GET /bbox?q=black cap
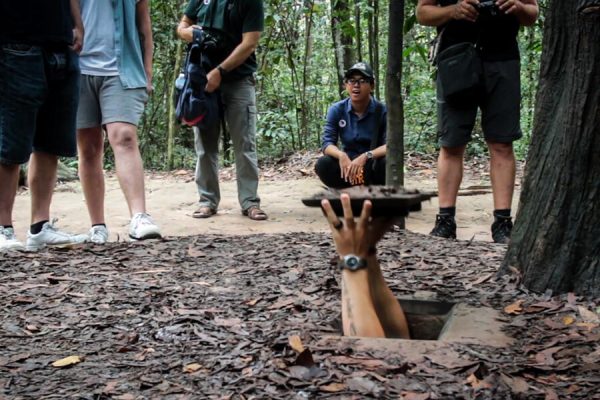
[344,62,374,80]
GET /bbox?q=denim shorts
[436,59,522,147]
[77,75,148,129]
[0,44,80,165]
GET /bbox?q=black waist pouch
[437,42,482,106]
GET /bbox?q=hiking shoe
[0,226,25,252]
[26,220,88,251]
[491,216,513,244]
[88,225,109,244]
[430,214,457,239]
[129,213,162,240]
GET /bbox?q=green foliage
[131,0,544,170]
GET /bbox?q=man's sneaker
[0,226,25,251]
[26,220,88,251]
[491,216,513,244]
[88,225,109,244]
[430,214,457,239]
[129,213,161,240]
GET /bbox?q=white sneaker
[0,226,25,252]
[26,220,88,251]
[129,213,161,240]
[88,225,109,244]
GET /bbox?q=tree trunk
[354,0,362,61]
[331,0,356,96]
[499,0,600,296]
[367,0,380,99]
[385,0,405,189]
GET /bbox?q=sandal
[192,206,217,219]
[242,206,268,221]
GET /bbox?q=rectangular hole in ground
[335,299,456,340]
[399,299,456,340]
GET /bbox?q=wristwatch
[365,151,374,160]
[217,64,228,77]
[338,254,368,271]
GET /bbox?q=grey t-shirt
[79,0,120,75]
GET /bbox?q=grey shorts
[77,75,148,129]
[436,59,522,147]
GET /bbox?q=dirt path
[12,169,519,243]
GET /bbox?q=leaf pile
[1,231,598,399]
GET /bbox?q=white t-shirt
[79,1,137,76]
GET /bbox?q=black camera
[477,0,500,17]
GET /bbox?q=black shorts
[436,59,522,147]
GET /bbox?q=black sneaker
[491,216,513,244]
[430,214,457,239]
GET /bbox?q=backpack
[175,28,219,129]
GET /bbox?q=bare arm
[497,0,539,26]
[136,0,154,93]
[205,31,261,93]
[176,15,200,43]
[70,0,83,53]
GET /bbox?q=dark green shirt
[0,0,73,46]
[184,0,264,81]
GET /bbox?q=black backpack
[175,29,219,129]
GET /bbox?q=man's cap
[344,62,374,80]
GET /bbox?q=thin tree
[331,0,356,96]
[499,0,600,296]
[385,0,405,189]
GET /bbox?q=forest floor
[11,152,518,242]
[3,153,600,399]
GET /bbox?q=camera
[477,0,500,17]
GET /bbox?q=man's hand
[496,0,523,15]
[71,26,84,53]
[452,0,479,22]
[205,68,222,93]
[322,194,395,258]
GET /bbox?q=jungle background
[130,0,546,171]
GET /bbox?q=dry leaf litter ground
[2,154,599,399]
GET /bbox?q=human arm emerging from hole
[321,194,410,338]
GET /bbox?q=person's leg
[105,122,146,216]
[193,121,221,212]
[366,157,386,186]
[481,60,522,243]
[77,127,106,224]
[220,78,261,211]
[488,140,516,210]
[28,151,57,224]
[437,145,466,208]
[315,155,353,188]
[0,164,20,226]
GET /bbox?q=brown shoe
[192,206,217,219]
[242,206,268,221]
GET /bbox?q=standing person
[316,62,387,188]
[416,0,538,243]
[177,0,268,221]
[76,0,161,243]
[0,0,89,251]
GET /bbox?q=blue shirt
[321,98,387,159]
[80,0,147,88]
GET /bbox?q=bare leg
[0,163,20,226]
[105,122,146,216]
[367,256,410,338]
[437,145,466,207]
[341,269,385,337]
[77,127,106,225]
[28,152,58,224]
[487,141,516,210]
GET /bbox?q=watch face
[341,254,366,271]
[346,256,359,269]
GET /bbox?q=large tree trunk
[385,0,405,189]
[499,0,600,296]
